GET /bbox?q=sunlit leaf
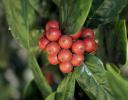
[3,0,38,49]
[45,92,56,100]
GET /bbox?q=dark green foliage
[23,80,43,100]
[96,20,127,65]
[59,0,93,34]
[88,0,128,27]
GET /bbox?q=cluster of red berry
[38,20,98,73]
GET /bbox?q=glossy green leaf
[106,64,128,100]
[96,20,127,65]
[75,54,116,100]
[59,0,93,34]
[3,0,52,98]
[55,73,75,100]
[88,0,128,26]
[23,80,43,100]
[45,92,56,100]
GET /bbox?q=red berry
[81,28,94,39]
[70,31,81,39]
[59,62,73,73]
[46,42,60,55]
[48,54,59,65]
[83,38,97,53]
[46,28,61,41]
[59,35,72,49]
[45,20,59,31]
[71,54,84,67]
[58,49,72,62]
[72,40,85,54]
[38,36,49,50]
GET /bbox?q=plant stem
[29,53,52,98]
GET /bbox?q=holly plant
[2,0,128,100]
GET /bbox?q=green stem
[29,53,52,98]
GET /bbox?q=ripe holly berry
[71,54,84,67]
[59,35,72,49]
[70,31,81,39]
[58,49,72,62]
[83,38,97,53]
[72,40,85,54]
[46,28,61,41]
[81,28,94,39]
[45,20,59,31]
[38,36,49,50]
[48,54,59,65]
[46,42,60,55]
[59,62,73,73]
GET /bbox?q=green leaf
[59,0,93,34]
[114,20,127,64]
[75,54,116,100]
[55,73,75,100]
[106,64,128,100]
[29,0,39,11]
[23,80,43,100]
[45,92,56,100]
[3,0,52,98]
[88,0,128,26]
[96,20,127,65]
[94,27,108,63]
[89,0,103,16]
[3,0,34,48]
